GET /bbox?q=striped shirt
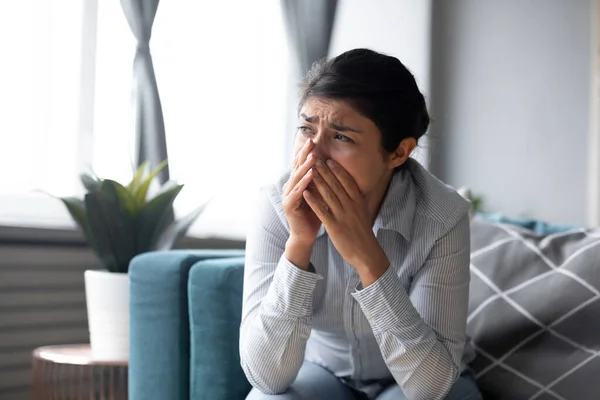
[240,158,472,400]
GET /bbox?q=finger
[306,182,329,211]
[312,168,342,212]
[306,184,325,205]
[285,168,314,205]
[303,189,332,223]
[285,153,315,196]
[314,159,346,206]
[293,139,314,170]
[325,159,362,202]
[284,154,315,196]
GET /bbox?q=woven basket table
[32,345,127,400]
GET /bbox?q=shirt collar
[316,163,416,241]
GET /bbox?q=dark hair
[299,48,429,154]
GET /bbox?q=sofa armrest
[129,250,244,400]
[188,257,251,400]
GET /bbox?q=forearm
[352,267,465,400]
[240,255,323,394]
[371,305,460,400]
[240,308,311,394]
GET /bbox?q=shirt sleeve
[352,214,471,400]
[239,187,323,394]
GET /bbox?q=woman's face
[294,97,400,199]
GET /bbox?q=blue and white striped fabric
[240,158,472,400]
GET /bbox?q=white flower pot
[84,270,129,361]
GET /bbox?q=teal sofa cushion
[129,250,244,400]
[478,213,579,235]
[188,257,251,400]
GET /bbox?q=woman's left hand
[304,158,390,285]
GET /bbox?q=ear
[386,137,417,170]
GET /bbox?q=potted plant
[55,161,204,361]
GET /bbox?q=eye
[297,125,314,135]
[334,132,353,143]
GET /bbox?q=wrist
[287,234,315,250]
[352,241,389,276]
[353,253,389,272]
[285,237,315,271]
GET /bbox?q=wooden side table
[32,345,127,400]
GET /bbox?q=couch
[128,250,248,400]
[129,218,600,400]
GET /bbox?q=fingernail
[326,159,335,168]
[316,158,323,166]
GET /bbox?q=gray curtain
[120,0,169,184]
[281,0,338,76]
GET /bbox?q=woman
[240,49,482,400]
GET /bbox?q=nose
[310,135,329,160]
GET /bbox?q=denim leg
[375,371,483,400]
[245,361,357,400]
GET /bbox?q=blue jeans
[246,362,482,400]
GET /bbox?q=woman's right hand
[282,140,321,266]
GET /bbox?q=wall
[429,0,592,225]
[0,242,94,400]
[330,0,431,94]
[329,0,432,166]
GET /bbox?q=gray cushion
[468,218,600,400]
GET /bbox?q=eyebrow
[300,113,361,133]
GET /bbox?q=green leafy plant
[55,161,206,273]
[471,196,485,213]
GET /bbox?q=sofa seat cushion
[188,256,251,400]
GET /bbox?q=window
[1,1,291,238]
[93,0,291,239]
[0,0,96,227]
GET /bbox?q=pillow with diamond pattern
[468,218,600,400]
